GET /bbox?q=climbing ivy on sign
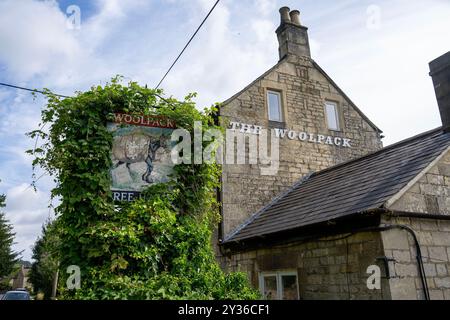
[27,77,258,299]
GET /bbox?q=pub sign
[108,113,176,201]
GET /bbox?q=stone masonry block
[435,277,450,289]
[423,263,437,277]
[426,174,445,185]
[429,290,445,300]
[428,247,448,262]
[382,229,410,250]
[393,250,412,263]
[431,232,450,246]
[438,163,450,176]
[444,289,450,300]
[437,264,448,277]
[389,278,417,300]
[395,263,419,277]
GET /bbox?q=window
[262,275,278,300]
[267,90,282,122]
[259,271,299,300]
[325,101,340,131]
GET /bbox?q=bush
[28,78,259,300]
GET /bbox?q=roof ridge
[224,127,450,244]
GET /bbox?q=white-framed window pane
[281,275,298,300]
[262,275,277,300]
[268,91,282,122]
[325,102,340,130]
[260,271,299,300]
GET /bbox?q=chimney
[429,51,450,133]
[276,7,311,60]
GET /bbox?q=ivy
[28,76,258,299]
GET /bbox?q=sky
[0,0,449,261]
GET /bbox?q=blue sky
[0,0,449,260]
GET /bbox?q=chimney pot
[289,10,301,25]
[429,51,450,133]
[279,6,291,24]
[276,7,310,60]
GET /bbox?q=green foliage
[28,77,258,300]
[0,183,20,279]
[29,219,60,298]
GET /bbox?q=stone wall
[222,144,450,300]
[220,55,383,237]
[381,217,450,300]
[388,149,450,214]
[223,231,387,300]
[382,149,450,300]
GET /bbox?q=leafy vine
[27,77,258,299]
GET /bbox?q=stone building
[11,265,31,290]
[216,7,450,300]
[219,7,383,239]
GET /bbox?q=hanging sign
[108,113,176,202]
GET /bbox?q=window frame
[324,101,341,131]
[259,271,299,300]
[267,90,283,122]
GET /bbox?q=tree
[0,183,20,279]
[29,219,60,298]
[27,78,258,299]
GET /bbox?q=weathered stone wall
[381,217,450,300]
[382,149,450,300]
[388,149,450,214]
[223,231,387,300]
[220,55,383,237]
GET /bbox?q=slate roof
[223,128,450,243]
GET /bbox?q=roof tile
[224,128,450,243]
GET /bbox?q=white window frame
[325,101,340,131]
[259,271,299,300]
[267,90,283,122]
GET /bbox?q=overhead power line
[154,0,221,90]
[0,82,70,98]
[1,2,221,102]
[0,82,184,107]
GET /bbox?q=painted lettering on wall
[229,121,352,148]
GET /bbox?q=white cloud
[4,184,54,260]
[311,0,450,144]
[0,0,450,260]
[0,0,82,80]
[251,19,276,42]
[160,0,278,108]
[255,0,277,17]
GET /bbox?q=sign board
[108,113,176,201]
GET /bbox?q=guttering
[222,208,433,300]
[221,212,380,251]
[385,210,450,220]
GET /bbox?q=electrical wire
[24,172,47,192]
[0,80,184,190]
[154,0,220,89]
[0,3,223,103]
[0,82,185,108]
[0,82,70,98]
